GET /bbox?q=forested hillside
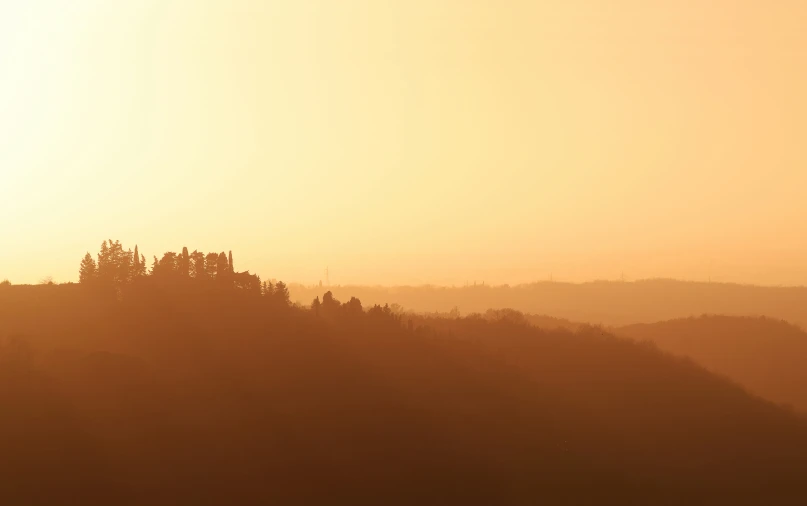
[2,280,807,505]
[617,315,807,413]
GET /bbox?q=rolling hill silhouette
[289,279,807,327]
[616,315,807,413]
[2,281,807,505]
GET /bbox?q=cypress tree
[133,245,141,276]
[181,247,190,277]
[79,253,97,284]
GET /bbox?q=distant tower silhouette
[325,266,330,286]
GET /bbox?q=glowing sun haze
[1,0,806,286]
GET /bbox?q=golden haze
[2,0,806,285]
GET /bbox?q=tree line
[75,241,418,320]
[78,240,290,304]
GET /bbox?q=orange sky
[1,1,806,286]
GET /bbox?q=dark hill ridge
[1,283,807,505]
[289,279,807,327]
[616,315,807,413]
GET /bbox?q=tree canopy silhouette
[78,240,271,299]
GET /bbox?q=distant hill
[2,283,807,504]
[616,315,807,413]
[290,279,807,327]
[399,307,583,333]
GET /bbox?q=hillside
[617,315,807,413]
[1,283,807,505]
[289,279,807,327]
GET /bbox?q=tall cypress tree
[79,253,97,284]
[132,245,141,278]
[181,247,190,277]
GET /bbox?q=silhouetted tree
[180,247,190,277]
[132,246,142,279]
[130,245,147,279]
[93,240,132,287]
[120,248,133,283]
[153,252,179,277]
[320,290,342,318]
[273,281,290,306]
[322,291,338,308]
[190,250,206,279]
[79,253,98,284]
[205,253,218,279]
[344,296,363,315]
[311,296,321,316]
[97,240,111,282]
[217,253,228,280]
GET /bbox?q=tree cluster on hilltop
[74,240,425,318]
[79,240,146,286]
[78,240,284,300]
[310,290,403,325]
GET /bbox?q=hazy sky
[2,1,806,286]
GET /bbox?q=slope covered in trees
[1,278,807,505]
[616,315,807,413]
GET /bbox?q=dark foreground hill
[289,279,807,327]
[617,315,807,413]
[2,283,807,505]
